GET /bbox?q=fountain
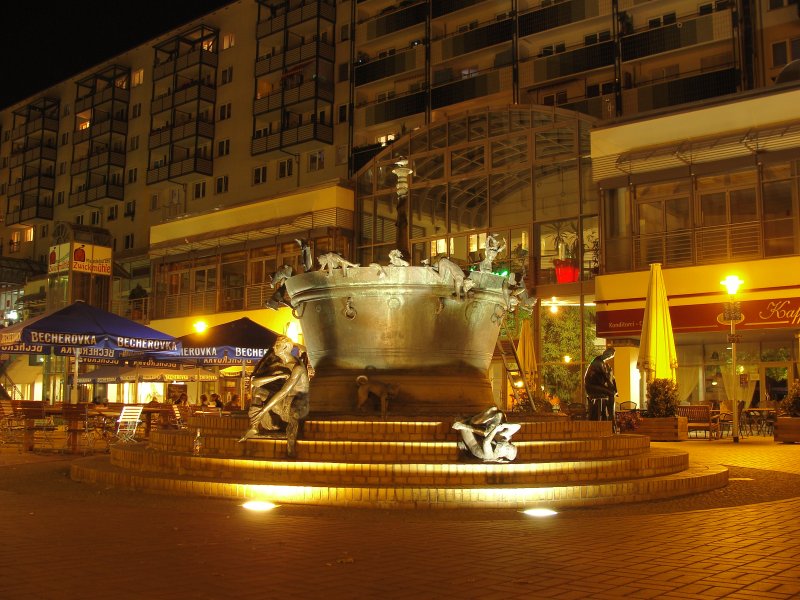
[70,158,729,508]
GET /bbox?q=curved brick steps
[106,444,688,486]
[147,429,652,462]
[70,415,729,508]
[70,456,728,509]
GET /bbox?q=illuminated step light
[523,507,558,517]
[242,500,278,512]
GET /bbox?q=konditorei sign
[48,243,112,276]
[597,297,800,337]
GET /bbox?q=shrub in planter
[780,380,800,417]
[644,378,679,418]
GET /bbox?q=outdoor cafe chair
[0,399,24,447]
[115,405,144,443]
[171,404,188,429]
[619,401,637,411]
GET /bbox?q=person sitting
[199,394,209,408]
[174,392,188,406]
[210,393,223,408]
[224,394,241,411]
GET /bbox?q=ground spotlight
[242,500,278,512]
[523,507,558,517]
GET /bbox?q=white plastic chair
[115,405,144,443]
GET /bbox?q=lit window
[222,33,235,49]
[132,69,144,87]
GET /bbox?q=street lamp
[720,275,743,443]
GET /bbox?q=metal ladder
[496,316,535,412]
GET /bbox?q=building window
[91,210,101,225]
[308,150,324,172]
[132,68,144,87]
[61,132,69,146]
[221,66,233,85]
[217,139,230,156]
[129,135,139,151]
[59,162,67,175]
[340,24,349,41]
[215,175,229,194]
[253,165,267,185]
[194,181,206,199]
[63,104,71,117]
[278,158,294,179]
[150,194,159,210]
[127,168,138,183]
[124,233,134,249]
[338,63,349,82]
[108,205,118,221]
[124,200,136,218]
[57,191,65,205]
[41,224,49,238]
[338,104,348,124]
[222,33,235,49]
[75,215,84,225]
[218,103,232,121]
[131,103,142,119]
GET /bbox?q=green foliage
[617,410,642,432]
[781,380,800,417]
[645,378,679,418]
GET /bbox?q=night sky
[0,0,233,109]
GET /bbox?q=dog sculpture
[356,374,399,419]
[318,252,360,277]
[427,257,474,300]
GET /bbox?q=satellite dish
[775,59,800,84]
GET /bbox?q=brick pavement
[0,436,799,599]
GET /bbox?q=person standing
[584,347,618,431]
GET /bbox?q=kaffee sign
[597,297,800,337]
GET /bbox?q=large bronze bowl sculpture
[285,265,511,416]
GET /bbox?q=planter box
[636,416,688,441]
[774,417,800,443]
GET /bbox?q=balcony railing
[253,79,334,115]
[431,65,512,109]
[622,66,737,113]
[523,39,615,84]
[256,0,335,38]
[359,1,427,42]
[5,200,54,225]
[354,45,424,87]
[251,122,333,154]
[256,41,335,77]
[68,182,125,207]
[358,90,426,127]
[433,17,514,62]
[621,10,733,62]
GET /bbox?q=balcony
[432,0,491,19]
[256,0,335,38]
[72,118,128,144]
[621,11,733,62]
[359,1,427,42]
[153,47,218,81]
[356,90,426,128]
[74,86,130,113]
[5,198,54,225]
[521,40,615,85]
[70,151,126,176]
[146,157,213,184]
[562,93,616,120]
[431,65,512,109]
[8,145,57,169]
[622,66,737,113]
[12,116,59,139]
[433,17,513,62]
[519,0,594,38]
[256,40,335,77]
[148,119,215,149]
[151,82,216,113]
[354,45,424,87]
[251,122,333,155]
[68,182,125,207]
[253,79,334,116]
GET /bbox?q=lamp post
[721,275,743,443]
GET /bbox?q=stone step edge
[70,458,728,509]
[108,446,690,483]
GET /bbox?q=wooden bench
[677,404,720,439]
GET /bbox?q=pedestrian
[584,347,618,430]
